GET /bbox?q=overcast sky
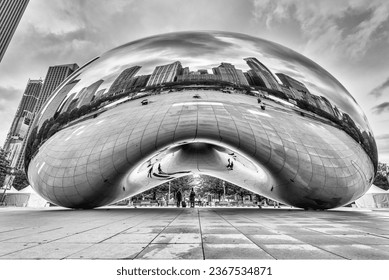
[1,0,389,162]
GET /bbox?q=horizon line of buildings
[3,63,79,172]
[3,56,344,174]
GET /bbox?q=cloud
[0,86,23,146]
[369,76,389,97]
[0,86,22,111]
[251,0,389,61]
[376,133,389,140]
[372,102,389,114]
[376,133,389,163]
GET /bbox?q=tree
[46,123,60,139]
[374,162,389,190]
[12,170,29,191]
[194,175,255,201]
[135,175,194,201]
[0,148,10,187]
[55,112,70,126]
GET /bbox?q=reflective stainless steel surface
[25,31,377,209]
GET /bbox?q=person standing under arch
[176,189,182,207]
[189,188,196,208]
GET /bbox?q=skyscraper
[34,63,79,115]
[15,63,78,170]
[0,0,29,62]
[3,79,42,168]
[244,57,282,91]
[3,79,43,150]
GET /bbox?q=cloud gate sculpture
[25,31,377,209]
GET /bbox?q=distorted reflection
[25,31,377,209]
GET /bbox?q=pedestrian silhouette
[190,188,196,208]
[176,189,182,207]
[147,166,153,178]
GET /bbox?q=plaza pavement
[0,206,389,259]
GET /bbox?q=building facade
[0,0,29,62]
[3,79,42,169]
[108,66,141,95]
[244,57,282,91]
[14,63,78,170]
[146,61,182,87]
[34,64,79,114]
[212,63,249,86]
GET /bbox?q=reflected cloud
[24,31,378,209]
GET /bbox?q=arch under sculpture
[25,31,377,209]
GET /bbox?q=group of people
[175,188,196,208]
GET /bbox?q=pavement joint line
[197,208,205,260]
[37,227,64,234]
[0,209,150,258]
[216,209,349,260]
[210,208,276,260]
[0,227,29,234]
[131,209,184,260]
[62,211,166,260]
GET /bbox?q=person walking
[176,189,182,207]
[189,188,196,208]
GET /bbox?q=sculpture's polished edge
[25,31,377,209]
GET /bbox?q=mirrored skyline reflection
[25,31,378,209]
[35,32,377,165]
[41,31,370,128]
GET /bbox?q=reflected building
[244,70,267,88]
[108,66,141,95]
[244,57,282,91]
[147,61,182,87]
[34,64,79,114]
[276,73,310,100]
[23,31,377,210]
[212,63,249,86]
[177,68,221,83]
[55,79,81,114]
[94,88,107,101]
[77,79,104,107]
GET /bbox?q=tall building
[34,63,79,115]
[0,0,29,62]
[244,57,282,91]
[212,63,248,86]
[3,79,42,170]
[3,79,43,150]
[15,63,78,170]
[108,66,141,95]
[146,61,182,87]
